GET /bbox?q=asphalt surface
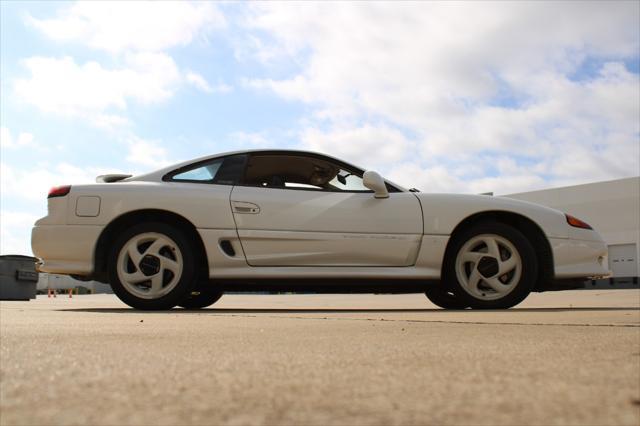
[1,291,639,426]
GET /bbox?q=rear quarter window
[165,154,247,185]
[172,161,223,182]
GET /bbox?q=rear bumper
[550,236,610,279]
[31,224,103,275]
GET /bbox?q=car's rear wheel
[108,222,197,310]
[443,222,537,309]
[179,286,223,309]
[425,287,468,309]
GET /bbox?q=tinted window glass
[167,155,246,185]
[172,159,223,182]
[243,154,373,192]
[214,154,247,185]
[328,170,370,191]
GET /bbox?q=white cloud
[229,131,272,148]
[302,125,412,170]
[90,114,131,130]
[0,161,121,202]
[0,127,35,149]
[0,210,41,256]
[186,71,213,93]
[385,160,548,195]
[186,71,233,94]
[125,136,173,169]
[16,2,229,128]
[27,1,226,54]
[242,2,640,193]
[14,53,181,126]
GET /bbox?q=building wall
[506,177,640,279]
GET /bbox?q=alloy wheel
[454,234,522,301]
[116,232,184,300]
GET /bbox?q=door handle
[232,201,260,214]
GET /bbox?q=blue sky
[1,1,639,255]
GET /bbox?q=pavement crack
[216,314,640,328]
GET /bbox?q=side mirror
[363,171,389,199]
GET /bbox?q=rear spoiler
[96,174,132,183]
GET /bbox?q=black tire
[443,222,537,309]
[425,286,468,309]
[108,222,198,310]
[179,286,223,309]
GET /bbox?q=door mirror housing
[363,171,389,199]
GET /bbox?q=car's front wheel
[443,222,537,309]
[108,222,197,310]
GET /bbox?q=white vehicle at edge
[32,150,609,310]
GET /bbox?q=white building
[37,273,112,293]
[507,177,639,283]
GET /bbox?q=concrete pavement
[1,291,639,425]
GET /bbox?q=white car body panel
[64,182,236,229]
[31,224,101,274]
[196,230,447,279]
[549,237,609,278]
[236,230,422,267]
[31,149,610,286]
[230,186,422,266]
[416,193,569,238]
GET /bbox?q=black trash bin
[0,255,39,300]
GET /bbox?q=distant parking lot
[1,291,639,426]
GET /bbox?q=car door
[230,153,423,267]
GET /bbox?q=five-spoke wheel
[109,223,197,310]
[455,234,522,301]
[117,232,184,300]
[443,222,537,309]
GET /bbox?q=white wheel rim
[455,234,522,301]
[116,232,183,300]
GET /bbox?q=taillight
[566,214,592,230]
[48,185,71,198]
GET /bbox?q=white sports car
[32,150,608,310]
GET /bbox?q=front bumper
[31,224,103,275]
[550,236,610,279]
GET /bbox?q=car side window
[167,154,247,185]
[172,159,223,182]
[243,154,373,193]
[172,160,222,181]
[327,169,370,192]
